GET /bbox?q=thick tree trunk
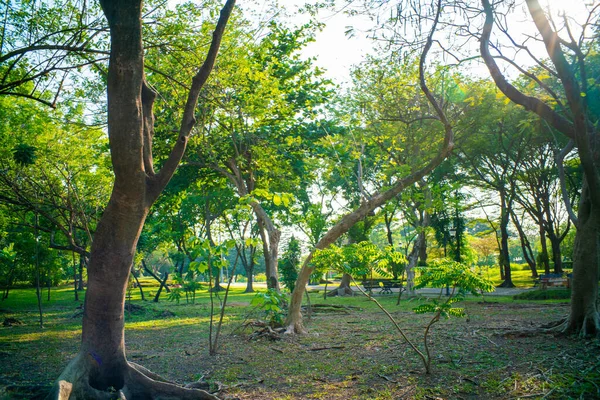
[245,273,254,293]
[47,0,235,396]
[561,184,600,336]
[81,193,148,390]
[327,273,353,297]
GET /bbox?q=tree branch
[149,0,236,201]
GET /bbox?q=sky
[246,0,598,86]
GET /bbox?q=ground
[0,279,598,399]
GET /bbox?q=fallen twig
[307,345,345,351]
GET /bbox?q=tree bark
[256,213,281,291]
[547,231,564,274]
[497,190,514,287]
[562,182,599,336]
[142,260,170,293]
[510,210,538,277]
[78,255,85,291]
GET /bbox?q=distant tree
[280,237,301,293]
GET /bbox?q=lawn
[0,280,598,400]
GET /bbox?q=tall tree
[286,1,455,334]
[47,1,235,398]
[190,22,332,291]
[480,0,600,336]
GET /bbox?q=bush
[280,237,300,293]
[513,289,571,300]
[254,273,267,282]
[511,263,531,271]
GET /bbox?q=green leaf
[273,194,282,206]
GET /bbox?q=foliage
[312,242,406,281]
[513,289,571,301]
[280,237,301,292]
[251,288,287,327]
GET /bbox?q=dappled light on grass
[4,327,80,343]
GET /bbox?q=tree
[280,237,301,293]
[457,86,534,287]
[285,0,455,334]
[480,0,600,336]
[189,22,332,291]
[47,1,236,398]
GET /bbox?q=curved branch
[479,0,576,139]
[555,140,579,226]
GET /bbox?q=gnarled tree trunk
[561,183,599,336]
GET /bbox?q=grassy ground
[1,279,598,400]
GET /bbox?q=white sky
[246,0,598,86]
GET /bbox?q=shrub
[513,289,571,300]
[280,237,300,293]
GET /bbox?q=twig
[307,345,345,351]
[378,373,399,383]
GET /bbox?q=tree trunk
[406,231,426,296]
[78,255,85,291]
[498,191,514,288]
[538,224,550,275]
[142,260,171,293]
[547,233,563,274]
[284,7,454,334]
[153,272,169,303]
[245,273,254,293]
[256,213,280,291]
[47,0,234,397]
[511,210,538,277]
[132,266,145,301]
[327,273,353,297]
[561,183,600,336]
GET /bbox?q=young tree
[47,1,236,398]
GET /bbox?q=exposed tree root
[46,353,223,400]
[284,320,307,335]
[301,304,361,314]
[244,321,286,340]
[543,312,600,338]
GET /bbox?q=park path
[306,284,532,297]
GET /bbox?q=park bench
[536,273,570,289]
[361,279,400,295]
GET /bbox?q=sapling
[188,238,236,355]
[328,247,494,374]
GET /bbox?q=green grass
[1,281,597,400]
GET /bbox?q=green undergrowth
[513,289,571,300]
